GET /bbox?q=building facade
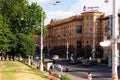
[43,11,105,58]
[101,13,120,66]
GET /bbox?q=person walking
[88,72,92,80]
[65,66,69,75]
[61,65,63,72]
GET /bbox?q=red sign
[83,5,86,12]
[83,6,99,12]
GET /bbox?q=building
[32,10,120,61]
[100,14,120,62]
[43,11,105,58]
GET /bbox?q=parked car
[82,60,91,66]
[82,59,97,66]
[101,59,108,64]
[101,57,108,64]
[91,60,97,65]
[69,59,78,65]
[52,55,59,60]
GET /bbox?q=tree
[27,2,47,35]
[0,0,47,60]
[0,0,46,34]
[15,33,35,57]
[0,13,13,60]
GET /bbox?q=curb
[44,72,60,80]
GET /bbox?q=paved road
[55,59,120,80]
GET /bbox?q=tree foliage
[16,33,35,57]
[0,13,12,52]
[0,0,47,59]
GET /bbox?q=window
[89,22,93,26]
[96,22,100,26]
[90,16,93,20]
[86,22,89,26]
[86,40,89,43]
[96,28,100,32]
[89,28,93,32]
[86,16,89,20]
[77,41,82,48]
[76,25,82,33]
[86,34,92,37]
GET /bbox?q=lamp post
[88,29,96,59]
[40,10,44,71]
[40,1,61,71]
[102,0,119,80]
[92,27,96,59]
[62,35,69,60]
[66,41,69,60]
[57,34,69,60]
[111,0,119,79]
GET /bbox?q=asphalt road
[55,59,120,80]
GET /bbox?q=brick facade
[34,11,120,59]
[43,11,105,58]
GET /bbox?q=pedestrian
[61,65,63,72]
[58,64,61,71]
[88,72,92,80]
[65,66,69,75]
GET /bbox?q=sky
[28,0,120,25]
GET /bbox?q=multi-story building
[43,11,105,58]
[101,13,120,66]
[33,10,120,60]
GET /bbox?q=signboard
[83,5,99,12]
[100,40,111,47]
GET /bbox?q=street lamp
[92,30,96,59]
[62,35,69,60]
[57,34,69,60]
[111,0,119,79]
[66,41,69,60]
[40,10,44,71]
[87,29,96,59]
[40,1,61,71]
[101,0,119,80]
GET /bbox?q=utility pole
[66,41,69,60]
[111,0,119,79]
[40,1,61,71]
[104,0,119,80]
[40,10,43,71]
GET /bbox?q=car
[82,59,97,66]
[101,57,108,64]
[91,60,97,65]
[69,59,78,65]
[52,55,59,60]
[82,60,91,66]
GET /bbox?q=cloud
[45,0,113,24]
[30,0,120,25]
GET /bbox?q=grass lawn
[0,61,48,80]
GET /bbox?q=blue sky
[28,0,120,24]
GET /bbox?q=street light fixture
[61,35,69,60]
[101,0,119,80]
[56,34,69,60]
[40,1,60,71]
[40,10,44,71]
[111,0,119,79]
[92,30,96,59]
[66,40,69,60]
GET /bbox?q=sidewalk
[54,71,87,80]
